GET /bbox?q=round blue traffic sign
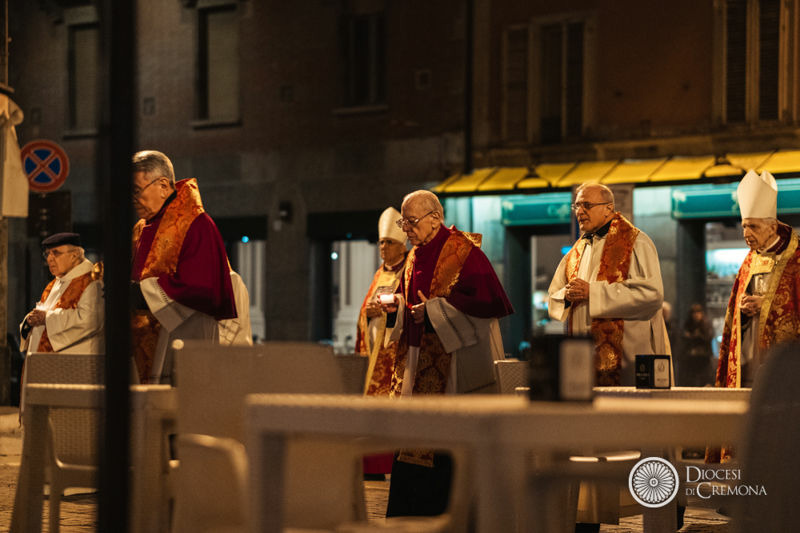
[21,140,70,193]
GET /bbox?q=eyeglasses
[396,211,435,229]
[42,248,71,260]
[133,176,164,199]
[571,201,611,212]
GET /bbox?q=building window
[718,0,795,123]
[197,4,240,123]
[341,12,386,107]
[501,15,593,145]
[68,23,99,132]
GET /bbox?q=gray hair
[132,150,176,187]
[402,190,444,218]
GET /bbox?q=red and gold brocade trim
[563,213,639,386]
[36,271,98,352]
[131,178,204,383]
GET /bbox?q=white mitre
[378,207,407,244]
[737,169,777,219]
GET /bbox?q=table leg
[11,404,48,533]
[248,433,287,533]
[473,443,526,533]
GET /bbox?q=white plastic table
[10,383,177,533]
[244,394,748,533]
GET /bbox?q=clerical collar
[147,190,178,223]
[582,219,612,240]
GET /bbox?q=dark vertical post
[463,0,474,175]
[675,220,706,386]
[96,1,135,531]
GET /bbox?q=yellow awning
[477,167,528,191]
[433,151,800,195]
[602,158,668,184]
[556,161,618,188]
[759,150,800,174]
[438,167,497,193]
[516,163,574,190]
[649,156,715,182]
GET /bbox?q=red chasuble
[391,225,513,396]
[131,178,236,382]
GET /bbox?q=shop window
[341,11,386,108]
[67,23,99,133]
[196,3,240,124]
[718,0,794,123]
[501,15,593,145]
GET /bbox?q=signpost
[21,139,70,193]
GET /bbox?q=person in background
[20,232,103,355]
[680,303,714,387]
[381,190,513,517]
[130,150,236,384]
[354,206,409,480]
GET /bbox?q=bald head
[573,183,616,234]
[400,190,444,246]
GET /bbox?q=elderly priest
[21,232,104,355]
[130,150,236,384]
[716,170,800,389]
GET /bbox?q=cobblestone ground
[0,418,730,532]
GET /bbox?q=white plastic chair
[493,359,529,394]
[171,341,366,533]
[22,352,103,533]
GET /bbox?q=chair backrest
[23,353,104,470]
[175,340,347,440]
[24,352,104,385]
[173,340,360,532]
[733,341,800,532]
[494,359,529,395]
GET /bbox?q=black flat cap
[42,232,81,248]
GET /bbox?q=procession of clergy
[17,148,800,522]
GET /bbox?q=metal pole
[96,0,135,531]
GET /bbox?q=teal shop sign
[672,178,800,219]
[501,193,572,226]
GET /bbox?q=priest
[381,189,513,517]
[716,170,800,389]
[21,232,104,355]
[355,206,408,396]
[130,150,236,384]
[354,206,408,479]
[547,183,670,386]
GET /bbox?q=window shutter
[726,0,748,123]
[565,22,584,138]
[758,0,780,120]
[503,27,530,142]
[539,24,563,144]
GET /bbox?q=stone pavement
[0,405,730,532]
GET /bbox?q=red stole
[36,271,98,352]
[131,178,204,383]
[563,213,639,386]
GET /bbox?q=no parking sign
[20,139,70,193]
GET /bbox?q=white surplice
[140,276,220,384]
[547,231,671,384]
[388,295,505,395]
[20,259,104,354]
